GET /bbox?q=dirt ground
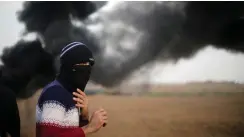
[88,95,244,137]
[17,89,244,137]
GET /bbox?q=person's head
[58,42,95,91]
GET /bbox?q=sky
[0,1,244,84]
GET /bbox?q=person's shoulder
[38,81,74,110]
[40,81,70,102]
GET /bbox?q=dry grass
[88,95,244,137]
[17,83,244,137]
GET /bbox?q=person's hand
[82,108,108,134]
[73,88,89,119]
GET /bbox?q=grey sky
[0,1,244,84]
[0,2,24,48]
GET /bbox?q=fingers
[97,108,107,115]
[97,109,108,119]
[73,92,85,99]
[103,116,108,120]
[73,93,84,102]
[73,97,85,108]
[76,103,85,108]
[98,108,105,112]
[101,111,107,117]
[73,97,84,104]
[73,89,88,106]
[99,113,108,127]
[77,88,86,96]
[89,109,108,129]
[73,88,86,99]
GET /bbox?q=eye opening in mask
[74,58,95,66]
[72,63,92,72]
[75,62,90,66]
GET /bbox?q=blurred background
[0,1,244,137]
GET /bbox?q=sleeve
[36,126,85,137]
[6,96,20,137]
[79,116,89,127]
[0,86,20,137]
[36,86,86,137]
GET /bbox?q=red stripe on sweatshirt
[36,124,85,137]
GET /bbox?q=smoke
[0,1,100,99]
[93,1,107,9]
[0,40,55,98]
[85,2,187,86]
[18,1,96,34]
[85,1,244,86]
[1,1,244,98]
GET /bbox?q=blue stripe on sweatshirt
[37,80,76,111]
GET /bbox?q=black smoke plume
[84,1,244,86]
[0,1,102,98]
[2,1,244,98]
[18,1,96,34]
[0,40,55,98]
[18,1,244,86]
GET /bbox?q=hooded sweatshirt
[36,42,94,137]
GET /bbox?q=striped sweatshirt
[36,80,87,137]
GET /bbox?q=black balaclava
[57,42,95,92]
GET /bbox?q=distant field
[17,83,244,137]
[105,82,244,95]
[145,91,244,97]
[150,82,244,93]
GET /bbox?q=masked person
[36,42,108,137]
